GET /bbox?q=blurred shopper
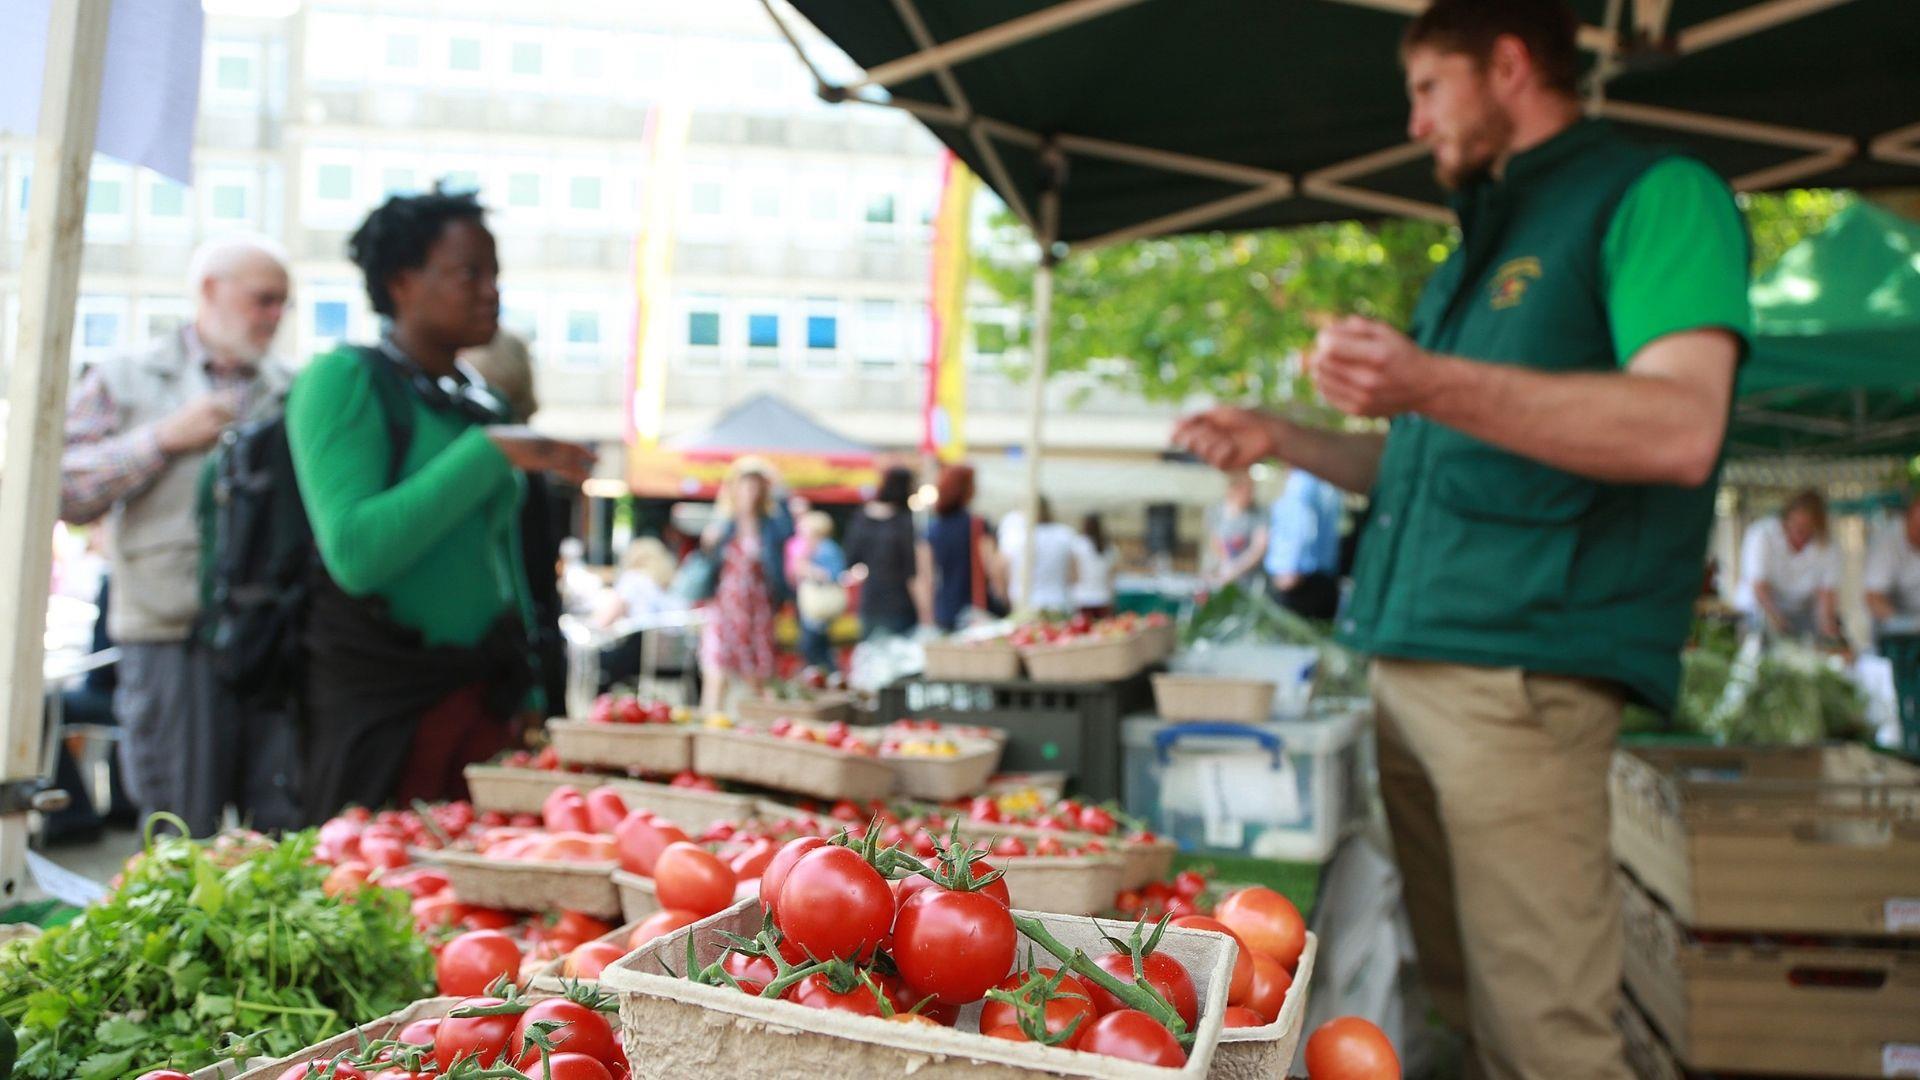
[844,466,932,638]
[1736,488,1841,639]
[925,464,1002,631]
[59,233,298,837]
[288,190,593,819]
[698,458,791,711]
[1264,468,1344,620]
[1866,495,1920,633]
[999,496,1078,614]
[1204,471,1269,593]
[1070,513,1117,618]
[460,328,570,713]
[789,511,849,670]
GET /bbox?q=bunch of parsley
[0,824,433,1080]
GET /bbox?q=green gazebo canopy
[1731,203,1920,458]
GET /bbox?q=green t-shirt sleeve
[1601,157,1752,367]
[287,348,516,596]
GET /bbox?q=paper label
[1201,760,1245,849]
[1887,899,1920,933]
[1883,1043,1920,1077]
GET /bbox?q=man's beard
[1434,103,1514,191]
[199,315,271,365]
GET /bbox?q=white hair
[186,233,290,298]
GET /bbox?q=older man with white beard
[60,234,298,837]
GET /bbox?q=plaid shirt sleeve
[59,367,169,525]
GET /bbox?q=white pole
[1018,176,1063,614]
[0,0,112,902]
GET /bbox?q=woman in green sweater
[286,190,593,820]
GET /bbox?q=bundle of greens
[1624,622,1871,745]
[1178,583,1369,701]
[0,822,433,1080]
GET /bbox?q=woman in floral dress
[699,459,790,712]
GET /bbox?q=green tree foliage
[974,189,1851,408]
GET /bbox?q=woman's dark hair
[347,187,487,317]
[934,464,976,516]
[1082,513,1107,554]
[875,466,915,510]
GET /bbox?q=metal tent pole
[1018,154,1065,612]
[0,0,112,903]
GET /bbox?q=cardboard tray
[885,736,1006,801]
[426,848,623,920]
[187,997,470,1080]
[463,763,583,814]
[1021,636,1144,684]
[1210,932,1318,1080]
[693,728,897,801]
[1610,744,1920,936]
[1621,868,1920,1079]
[1151,675,1276,726]
[924,638,1025,682]
[996,852,1130,916]
[607,776,762,834]
[549,718,695,774]
[601,898,1235,1079]
[954,818,1178,893]
[734,693,855,727]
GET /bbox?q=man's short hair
[186,233,289,297]
[1402,0,1583,97]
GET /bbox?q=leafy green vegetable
[1624,619,1871,745]
[0,822,433,1080]
[1179,583,1368,701]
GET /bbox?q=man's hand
[486,427,597,486]
[1309,316,1439,419]
[154,393,239,455]
[1171,407,1282,472]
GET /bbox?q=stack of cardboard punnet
[1610,744,1920,1080]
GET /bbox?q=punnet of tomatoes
[758,717,879,756]
[267,979,632,1080]
[631,821,1237,1070]
[587,692,686,726]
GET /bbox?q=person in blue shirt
[1263,469,1343,619]
[788,510,848,672]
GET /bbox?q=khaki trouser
[1371,658,1631,1080]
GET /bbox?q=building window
[808,188,838,222]
[806,314,837,350]
[747,313,779,349]
[216,54,254,92]
[568,177,603,211]
[690,182,723,216]
[501,305,540,344]
[382,168,416,197]
[508,172,542,208]
[82,311,119,349]
[316,163,353,201]
[512,42,543,76]
[750,187,780,218]
[211,183,249,221]
[386,34,421,68]
[687,310,720,347]
[573,47,603,80]
[86,178,123,215]
[441,169,480,193]
[147,178,186,218]
[859,299,900,369]
[567,310,601,346]
[313,300,350,340]
[449,37,482,72]
[864,193,895,225]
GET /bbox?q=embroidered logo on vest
[1489,256,1542,310]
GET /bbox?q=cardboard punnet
[463,763,581,814]
[427,848,622,919]
[1610,744,1920,936]
[600,898,1235,1079]
[884,735,1006,801]
[924,638,1026,682]
[733,692,855,727]
[186,997,473,1080]
[1022,635,1145,684]
[548,718,695,774]
[1150,675,1277,726]
[1210,931,1318,1080]
[692,727,896,801]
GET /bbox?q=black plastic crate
[877,673,1156,802]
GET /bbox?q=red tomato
[1087,951,1198,1029]
[437,929,521,997]
[278,1061,368,1080]
[1114,889,1143,915]
[1223,1006,1270,1029]
[892,887,1018,1005]
[460,908,518,932]
[991,836,1028,858]
[1215,886,1307,971]
[729,836,778,881]
[1033,835,1066,857]
[1172,870,1207,899]
[555,910,615,942]
[614,811,690,877]
[983,1024,1032,1043]
[394,1017,441,1047]
[759,836,828,921]
[435,997,519,1069]
[1243,951,1294,1023]
[1076,806,1117,836]
[564,941,628,980]
[977,969,1097,1046]
[628,908,703,949]
[367,1070,432,1080]
[1077,1010,1186,1067]
[785,972,886,1017]
[322,862,372,898]
[515,1052,616,1080]
[721,950,779,986]
[1304,1017,1401,1080]
[1172,915,1252,1006]
[510,998,620,1065]
[359,832,410,870]
[966,796,1002,823]
[1165,896,1199,919]
[775,845,892,963]
[654,842,738,916]
[134,1073,193,1080]
[380,866,451,899]
[894,860,1011,912]
[543,786,592,833]
[585,787,630,834]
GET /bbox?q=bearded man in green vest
[1176,1,1749,1076]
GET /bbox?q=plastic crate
[876,672,1155,803]
[1122,705,1368,863]
[1881,632,1920,755]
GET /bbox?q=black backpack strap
[348,346,417,485]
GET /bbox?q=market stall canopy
[626,392,882,503]
[774,0,1920,248]
[1731,202,1920,458]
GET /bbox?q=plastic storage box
[1122,705,1369,863]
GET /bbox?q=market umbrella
[627,391,883,504]
[767,0,1920,594]
[1732,202,1920,458]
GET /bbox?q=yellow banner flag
[921,153,978,462]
